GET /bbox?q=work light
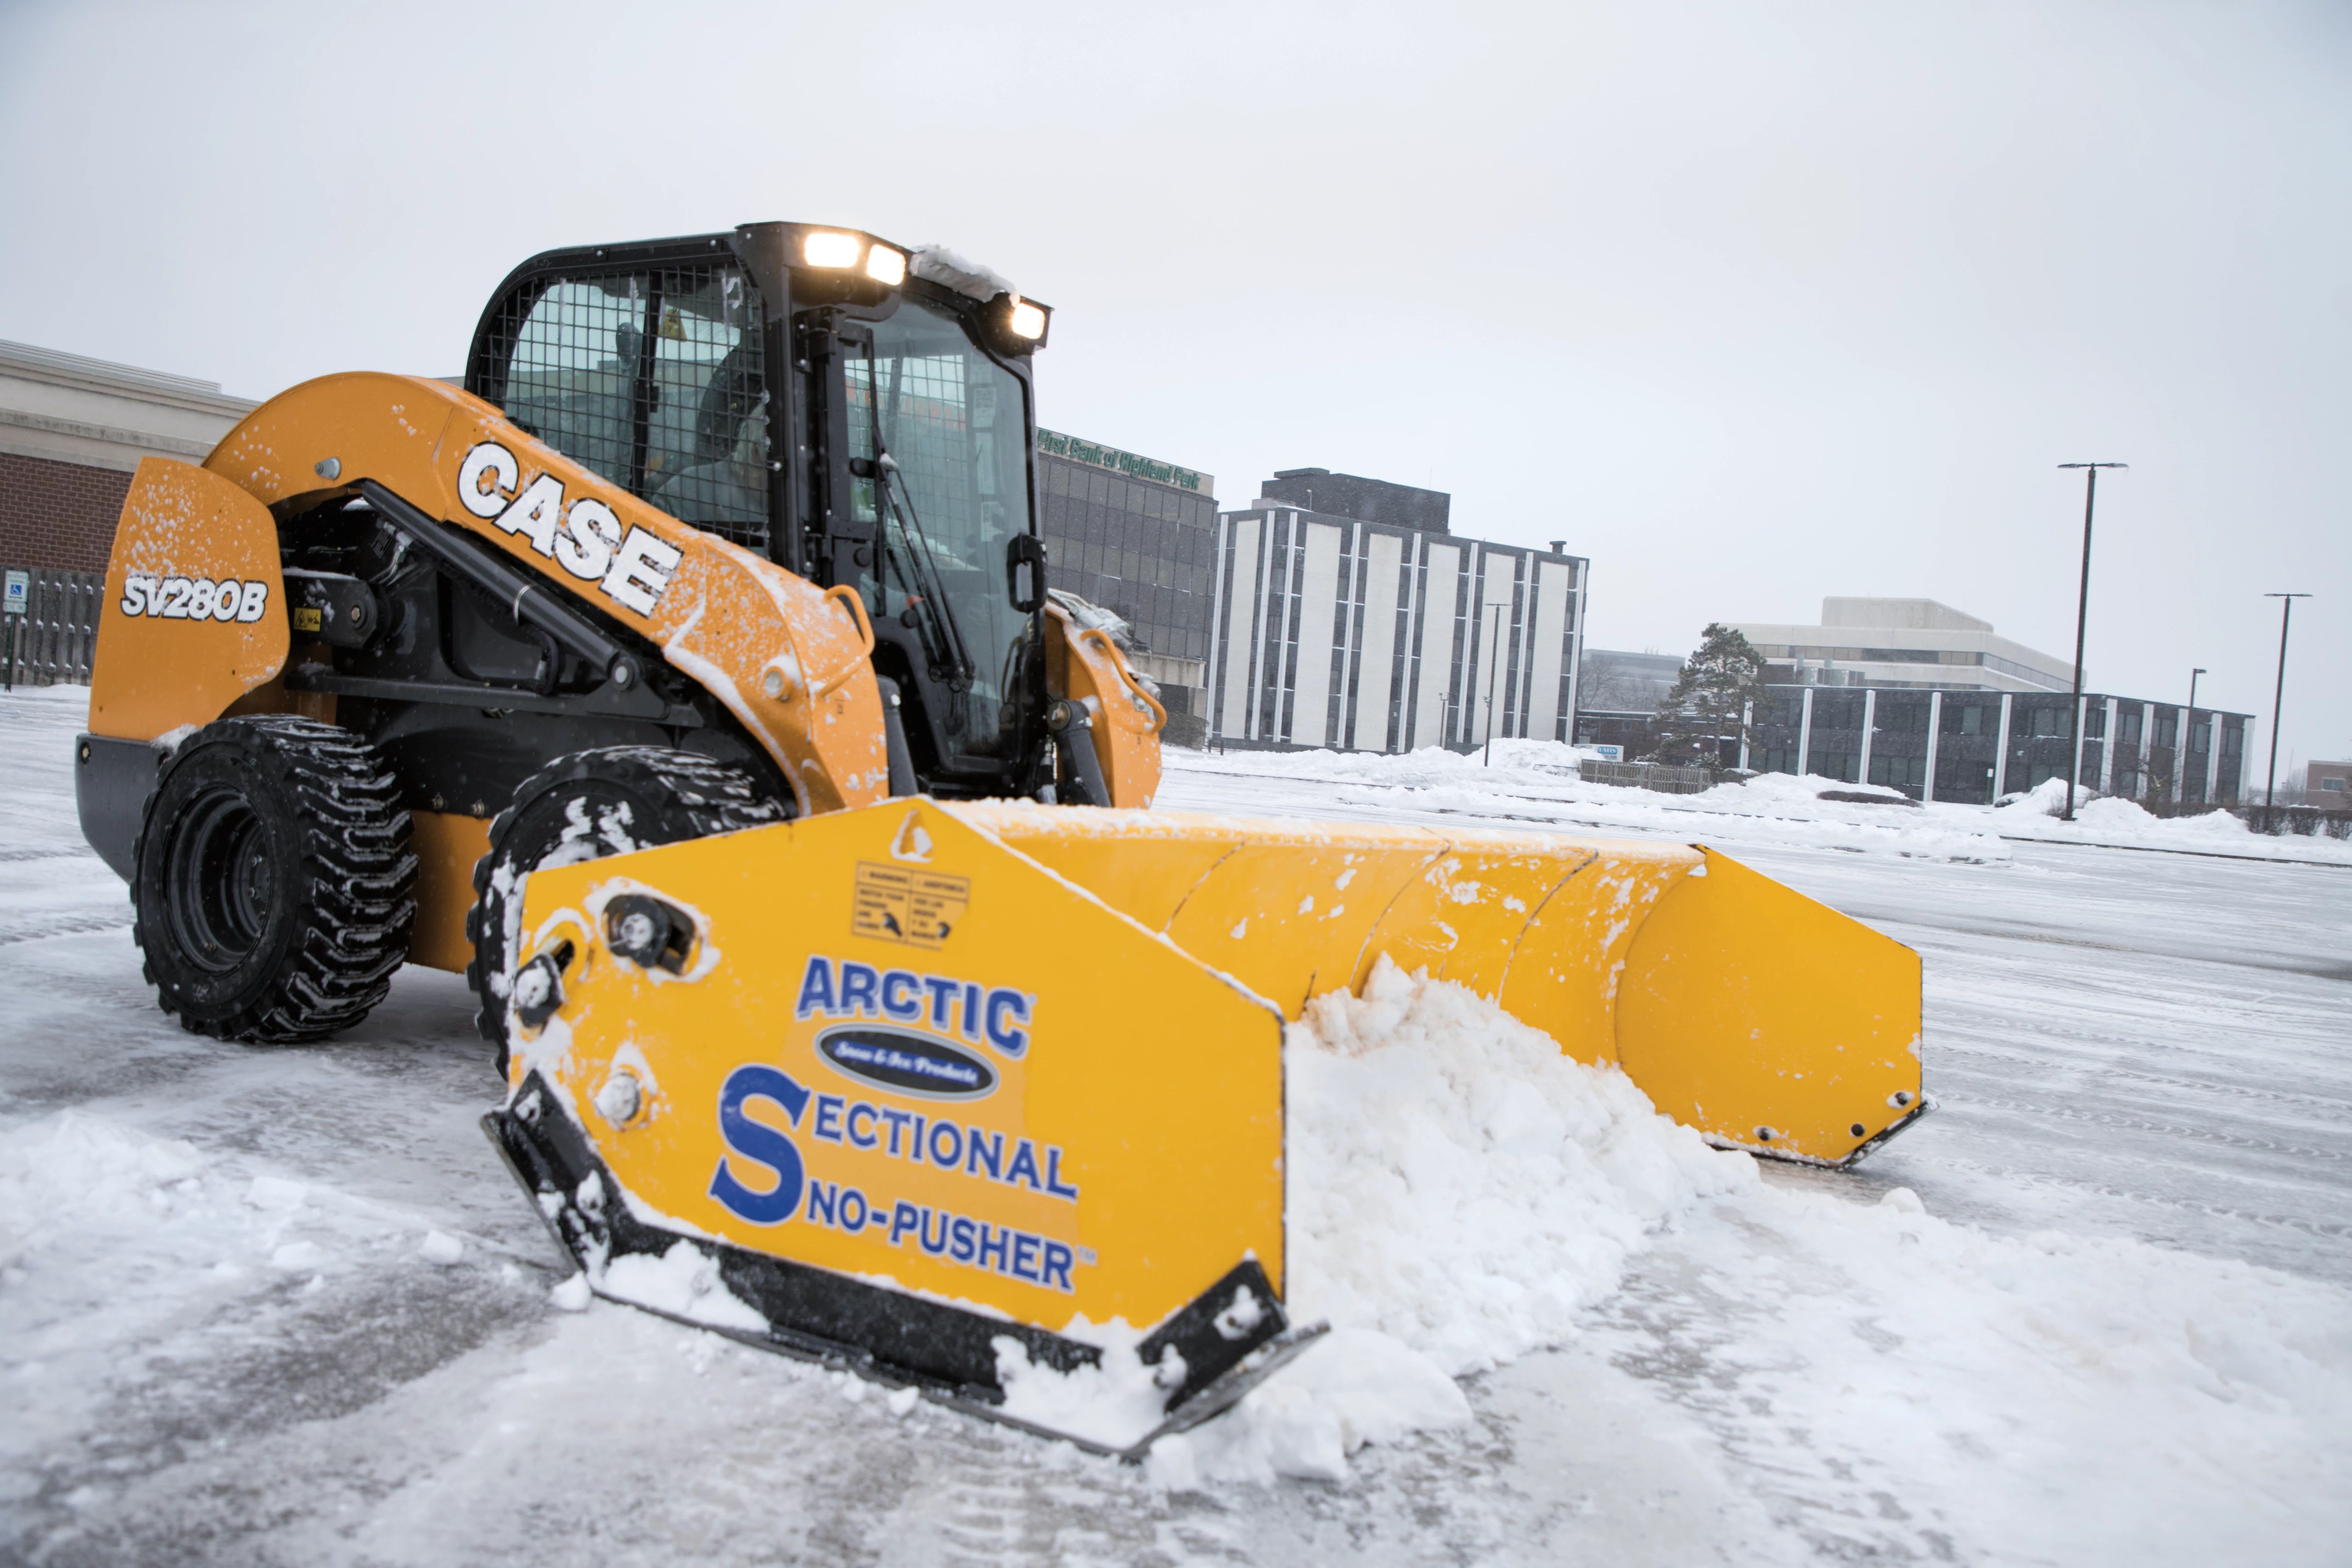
[865,245,907,285]
[1007,297,1047,340]
[802,232,861,268]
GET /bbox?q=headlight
[802,232,861,269]
[865,245,907,285]
[1007,297,1047,340]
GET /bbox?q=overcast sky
[4,0,2345,771]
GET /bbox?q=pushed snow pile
[1997,775,2086,815]
[0,1110,207,1269]
[1284,955,1752,1372]
[1152,957,1755,1484]
[1990,776,2352,860]
[995,1325,1187,1452]
[597,1240,767,1333]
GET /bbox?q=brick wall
[0,451,132,574]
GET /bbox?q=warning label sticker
[852,862,970,948]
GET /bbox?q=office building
[1572,648,1684,755]
[1744,684,2253,805]
[1730,598,2074,693]
[1034,428,1216,725]
[1206,470,1587,752]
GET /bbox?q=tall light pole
[2178,667,2207,804]
[2263,593,2312,820]
[2056,462,2126,821]
[1481,601,1505,767]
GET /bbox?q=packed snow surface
[1174,737,2352,865]
[5,684,2350,1565]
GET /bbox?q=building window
[2017,705,2071,739]
[1869,753,1927,789]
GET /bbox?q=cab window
[476,264,770,550]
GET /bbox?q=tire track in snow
[1943,1090,2349,1163]
[1917,1155,2352,1245]
[0,911,133,947]
[933,1436,1036,1567]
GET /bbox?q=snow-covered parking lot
[5,682,2348,1567]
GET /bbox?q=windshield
[844,298,1034,759]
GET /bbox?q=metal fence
[1581,759,1721,795]
[4,568,102,686]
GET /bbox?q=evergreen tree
[1647,624,1771,767]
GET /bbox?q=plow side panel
[510,799,1288,1345]
[957,805,1922,1166]
[1616,847,1925,1164]
[1494,847,1692,1067]
[958,806,1704,1057]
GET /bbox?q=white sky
[3,0,2345,772]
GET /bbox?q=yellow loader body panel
[198,372,892,820]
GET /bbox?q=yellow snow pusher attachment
[486,800,1921,1454]
[69,221,1923,1457]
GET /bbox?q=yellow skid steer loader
[75,223,1925,1456]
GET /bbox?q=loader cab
[465,223,1054,800]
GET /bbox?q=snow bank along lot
[5,684,2349,1568]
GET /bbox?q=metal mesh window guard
[643,266,768,548]
[484,265,769,551]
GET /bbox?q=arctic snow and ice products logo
[816,1025,998,1102]
[455,440,683,617]
[118,576,270,623]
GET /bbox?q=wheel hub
[168,787,274,973]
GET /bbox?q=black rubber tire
[466,747,786,1064]
[132,716,417,1043]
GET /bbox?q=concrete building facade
[1206,472,1587,753]
[1730,598,2075,693]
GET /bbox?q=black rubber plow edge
[482,1070,1324,1460]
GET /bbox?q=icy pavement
[3,685,2348,1566]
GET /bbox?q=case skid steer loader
[74,223,1926,1457]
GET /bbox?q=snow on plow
[483,797,1923,1456]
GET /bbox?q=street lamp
[2263,593,2313,821]
[2056,462,2126,821]
[2188,667,2206,712]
